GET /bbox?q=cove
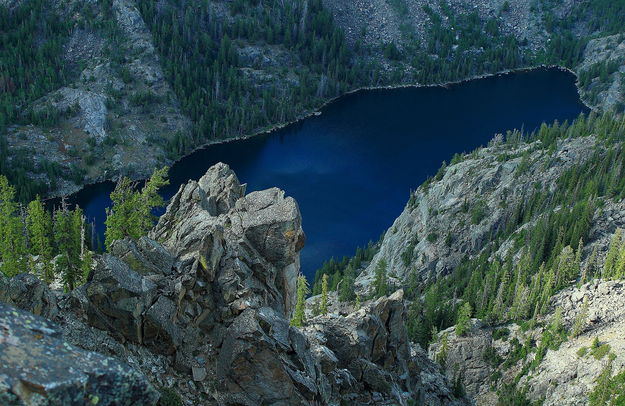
[69,68,589,280]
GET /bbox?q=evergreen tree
[291,274,309,327]
[105,167,169,249]
[455,302,472,336]
[338,264,355,302]
[54,204,84,291]
[603,229,622,278]
[320,273,329,315]
[26,196,54,282]
[373,259,388,298]
[0,176,27,277]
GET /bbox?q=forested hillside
[310,110,625,404]
[1,0,624,201]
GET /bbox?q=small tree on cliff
[373,259,388,298]
[320,273,329,315]
[291,274,309,327]
[105,167,169,250]
[26,196,54,282]
[0,176,27,277]
[455,302,472,337]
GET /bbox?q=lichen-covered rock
[216,307,320,405]
[0,302,158,406]
[0,273,57,318]
[304,290,468,405]
[83,254,157,344]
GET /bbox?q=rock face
[429,281,625,405]
[355,136,598,294]
[0,302,158,406]
[0,163,462,405]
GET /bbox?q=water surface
[70,68,589,279]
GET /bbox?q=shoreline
[168,64,590,162]
[55,64,589,200]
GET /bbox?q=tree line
[0,167,169,291]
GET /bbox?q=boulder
[83,255,157,344]
[0,273,57,318]
[215,307,320,406]
[0,302,158,406]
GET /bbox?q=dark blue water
[69,68,588,279]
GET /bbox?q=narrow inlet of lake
[69,68,589,280]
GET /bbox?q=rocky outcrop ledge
[0,163,464,405]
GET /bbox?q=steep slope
[0,163,464,405]
[430,280,625,405]
[3,0,624,201]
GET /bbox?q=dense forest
[0,0,75,201]
[136,0,370,156]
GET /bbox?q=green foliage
[496,383,534,406]
[373,259,388,298]
[311,240,377,296]
[570,299,589,338]
[455,302,472,336]
[0,0,73,201]
[105,167,169,250]
[338,264,356,302]
[435,332,449,365]
[0,176,27,276]
[291,274,309,327]
[26,196,54,282]
[470,200,488,225]
[158,387,183,406]
[590,338,612,360]
[493,327,511,341]
[589,360,625,406]
[320,273,329,315]
[577,346,589,357]
[54,205,86,291]
[136,0,366,157]
[404,113,625,347]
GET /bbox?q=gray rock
[0,302,158,406]
[0,273,57,318]
[83,255,157,344]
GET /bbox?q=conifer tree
[338,264,355,302]
[26,196,54,282]
[320,273,329,315]
[54,204,84,291]
[603,229,622,278]
[373,259,388,298]
[0,176,27,277]
[291,274,309,327]
[105,167,169,250]
[455,302,472,336]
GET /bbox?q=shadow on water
[65,68,589,279]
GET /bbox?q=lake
[69,68,589,280]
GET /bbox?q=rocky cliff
[429,280,625,405]
[355,134,598,293]
[0,163,464,405]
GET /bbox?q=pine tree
[373,259,388,298]
[291,274,309,327]
[320,273,329,315]
[603,229,622,278]
[0,176,27,277]
[26,196,54,282]
[105,167,169,250]
[54,204,84,291]
[338,264,355,302]
[571,298,589,338]
[455,302,472,336]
